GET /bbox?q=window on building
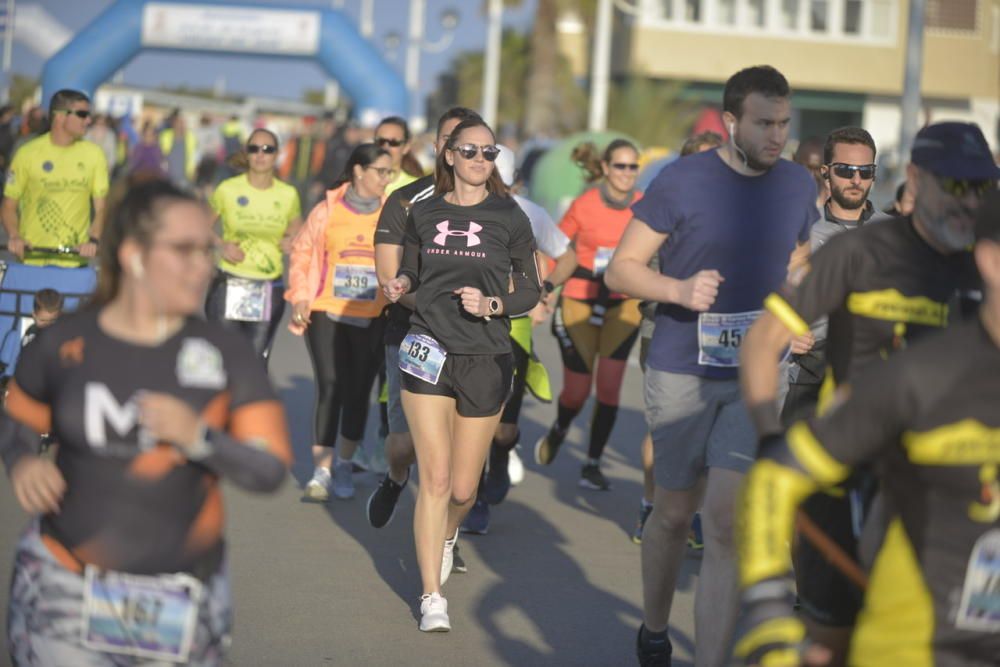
[870,0,893,36]
[781,0,801,29]
[747,0,766,26]
[717,0,737,25]
[810,0,829,31]
[844,0,863,34]
[658,0,674,20]
[685,0,702,22]
[927,0,978,31]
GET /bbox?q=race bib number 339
[697,310,762,367]
[334,264,377,301]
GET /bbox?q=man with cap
[462,144,578,533]
[739,121,998,665]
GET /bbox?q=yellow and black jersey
[766,215,979,397]
[740,317,1000,666]
[3,309,291,577]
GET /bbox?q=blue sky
[6,0,538,106]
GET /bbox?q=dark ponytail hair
[572,138,639,184]
[330,143,391,190]
[433,119,508,197]
[226,127,280,172]
[92,180,201,307]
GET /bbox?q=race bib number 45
[399,333,446,385]
[697,310,762,367]
[82,566,203,663]
[334,264,377,301]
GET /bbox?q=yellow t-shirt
[4,133,109,266]
[210,174,302,280]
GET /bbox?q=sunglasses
[939,177,994,198]
[366,166,398,179]
[376,137,405,148]
[452,143,501,161]
[610,163,640,172]
[829,163,876,180]
[247,144,277,154]
[58,109,91,119]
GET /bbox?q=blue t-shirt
[632,150,817,379]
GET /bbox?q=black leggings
[305,315,386,447]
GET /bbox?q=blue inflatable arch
[41,0,408,122]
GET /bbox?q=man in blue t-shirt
[606,65,817,666]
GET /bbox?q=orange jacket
[284,183,387,335]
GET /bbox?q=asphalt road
[0,311,703,666]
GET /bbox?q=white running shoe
[303,466,331,502]
[440,529,458,586]
[332,459,355,500]
[419,593,450,632]
[508,445,525,486]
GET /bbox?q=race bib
[334,264,378,301]
[593,246,615,276]
[224,277,271,322]
[399,333,446,385]
[955,529,1000,632]
[82,566,203,663]
[697,310,762,367]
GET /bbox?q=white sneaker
[508,445,525,486]
[303,467,331,501]
[440,529,458,586]
[332,459,355,500]
[419,593,450,632]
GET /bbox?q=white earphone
[130,254,144,278]
[728,122,735,137]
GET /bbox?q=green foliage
[8,75,40,109]
[606,76,698,149]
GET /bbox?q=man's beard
[736,138,780,172]
[830,183,870,211]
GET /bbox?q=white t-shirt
[513,194,570,259]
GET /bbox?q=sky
[4,0,539,109]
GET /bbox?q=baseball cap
[910,122,1000,181]
[495,144,516,187]
[975,189,1000,243]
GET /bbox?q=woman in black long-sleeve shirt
[383,118,540,632]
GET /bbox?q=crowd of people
[0,62,998,666]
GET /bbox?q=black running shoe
[460,497,490,535]
[451,543,468,574]
[636,625,672,666]
[366,472,407,528]
[483,442,512,505]
[534,424,567,465]
[579,463,611,491]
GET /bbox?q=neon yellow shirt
[4,133,109,266]
[210,174,302,280]
[385,170,419,196]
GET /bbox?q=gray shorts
[644,367,756,490]
[385,344,409,434]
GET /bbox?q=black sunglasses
[610,162,640,172]
[247,144,277,154]
[829,163,876,180]
[376,137,405,148]
[453,143,501,161]
[58,109,91,119]
[939,177,994,198]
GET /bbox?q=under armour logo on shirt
[434,221,482,247]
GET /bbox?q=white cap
[495,144,516,187]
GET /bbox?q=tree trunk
[524,0,560,137]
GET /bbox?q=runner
[287,143,392,503]
[535,138,643,491]
[2,89,108,267]
[740,121,995,665]
[605,66,817,666]
[2,179,292,665]
[383,117,540,632]
[205,129,302,362]
[374,116,421,196]
[632,131,722,547]
[735,189,1000,667]
[466,143,578,533]
[369,107,482,533]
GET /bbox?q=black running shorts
[401,352,514,418]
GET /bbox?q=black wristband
[542,280,555,294]
[88,236,99,245]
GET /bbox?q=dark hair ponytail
[572,138,640,184]
[330,143,391,190]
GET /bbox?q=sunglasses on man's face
[610,162,640,172]
[247,144,277,155]
[59,109,91,119]
[452,144,501,161]
[376,137,405,148]
[938,177,994,198]
[829,163,876,180]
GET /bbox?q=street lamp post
[482,0,503,128]
[588,0,643,132]
[404,1,459,133]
